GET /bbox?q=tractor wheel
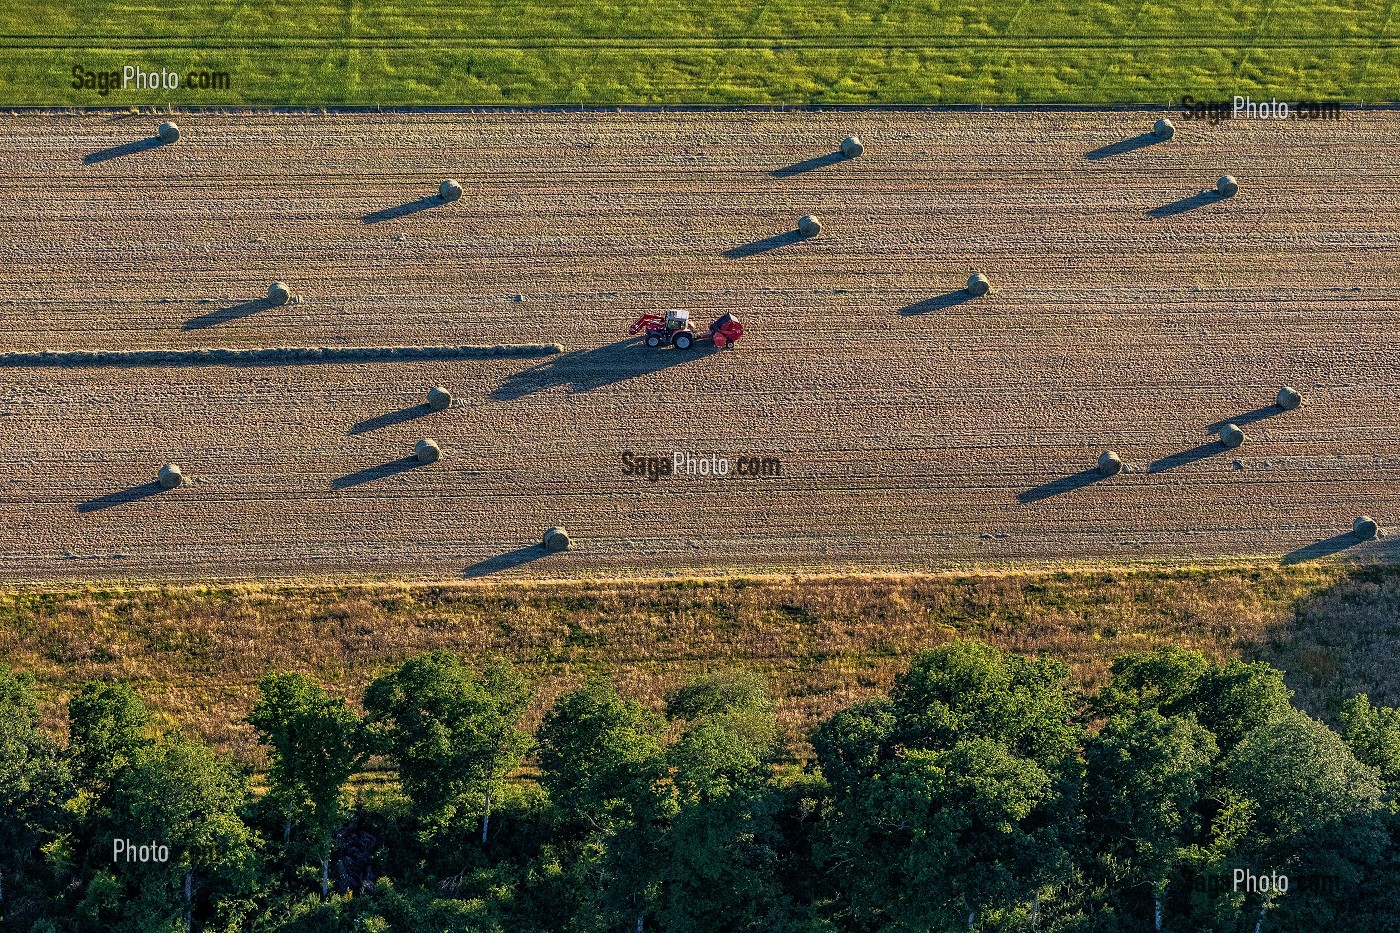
[673,331,694,350]
[645,334,662,348]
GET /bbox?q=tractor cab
[664,308,690,332]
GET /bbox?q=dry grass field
[0,109,1396,580]
[6,568,1400,755]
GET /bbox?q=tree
[364,652,531,841]
[68,681,150,800]
[818,641,1081,930]
[249,672,368,898]
[1082,709,1216,931]
[1337,694,1400,932]
[1090,646,1211,721]
[810,699,896,792]
[1339,695,1400,795]
[0,668,72,928]
[657,670,789,932]
[103,738,257,933]
[1223,706,1385,932]
[1094,647,1292,753]
[537,677,669,932]
[537,676,667,831]
[890,640,1081,767]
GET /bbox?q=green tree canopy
[818,641,1081,931]
[1339,694,1400,796]
[1094,647,1293,753]
[1222,706,1386,932]
[0,668,72,930]
[890,639,1080,767]
[1082,709,1216,929]
[537,675,667,831]
[68,681,150,800]
[96,738,257,933]
[249,672,368,897]
[537,678,668,932]
[364,652,531,840]
[657,668,790,933]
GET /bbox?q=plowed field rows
[0,110,1396,579]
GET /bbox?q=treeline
[3,641,1400,932]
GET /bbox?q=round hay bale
[1355,516,1380,539]
[1217,175,1239,197]
[157,463,184,489]
[414,438,441,464]
[798,214,822,237]
[427,386,452,412]
[1276,386,1303,410]
[1152,118,1175,140]
[439,179,463,201]
[1219,423,1246,448]
[267,281,291,306]
[966,273,991,296]
[542,526,571,551]
[157,121,180,144]
[1097,451,1123,476]
[840,135,864,158]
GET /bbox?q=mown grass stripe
[0,345,563,367]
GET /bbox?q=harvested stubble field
[0,109,1397,581]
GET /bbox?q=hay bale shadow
[1148,442,1222,473]
[1085,132,1162,161]
[361,195,445,224]
[492,339,715,400]
[724,230,805,259]
[76,480,165,513]
[82,137,166,164]
[182,299,271,330]
[463,545,551,578]
[1148,190,1224,218]
[1206,405,1280,435]
[331,456,421,489]
[1017,468,1106,504]
[770,151,848,178]
[1282,531,1382,565]
[350,403,433,435]
[899,290,976,315]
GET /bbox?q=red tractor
[628,308,744,350]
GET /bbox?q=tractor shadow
[76,480,166,513]
[899,290,976,315]
[1282,532,1391,565]
[1017,468,1107,504]
[82,137,166,164]
[1085,132,1162,161]
[770,151,849,178]
[350,403,431,435]
[182,298,271,330]
[463,545,552,578]
[1148,190,1225,218]
[1206,405,1281,435]
[331,456,422,489]
[1148,441,1224,474]
[492,339,716,401]
[362,195,445,224]
[724,230,806,259]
